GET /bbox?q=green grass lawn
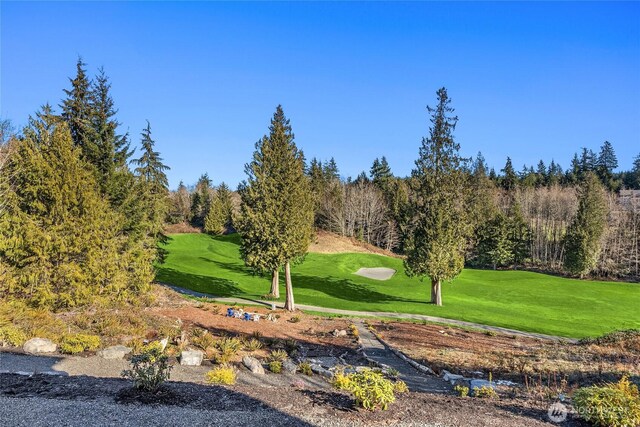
[156,233,640,338]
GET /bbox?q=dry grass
[308,230,402,258]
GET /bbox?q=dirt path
[162,283,577,343]
[355,322,451,394]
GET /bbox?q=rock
[309,356,340,369]
[97,345,132,360]
[310,363,332,378]
[243,356,265,374]
[180,349,204,366]
[470,379,496,395]
[332,329,347,337]
[282,359,297,374]
[159,337,169,352]
[442,370,465,384]
[23,338,56,354]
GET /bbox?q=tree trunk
[284,261,295,311]
[431,278,442,306]
[270,269,280,298]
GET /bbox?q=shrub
[289,316,301,323]
[454,385,469,397]
[332,369,396,411]
[0,325,27,347]
[284,339,298,354]
[572,375,640,427]
[205,365,236,385]
[299,362,313,376]
[386,368,399,379]
[349,324,359,338]
[269,360,283,374]
[191,329,215,351]
[473,386,498,399]
[243,338,263,352]
[269,349,288,362]
[213,337,242,363]
[332,371,352,390]
[121,346,172,392]
[59,334,101,354]
[394,380,408,394]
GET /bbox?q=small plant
[289,316,301,323]
[284,338,298,354]
[473,385,498,399]
[121,346,172,392]
[385,368,399,379]
[205,364,237,385]
[213,336,242,363]
[59,334,101,354]
[394,380,408,394]
[332,369,396,411]
[298,361,313,376]
[269,349,289,362]
[191,329,215,351]
[573,375,640,427]
[484,330,497,337]
[0,325,27,347]
[348,323,359,338]
[332,370,352,390]
[454,385,469,397]
[250,331,263,340]
[243,338,263,352]
[269,360,283,373]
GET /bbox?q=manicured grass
[157,233,640,338]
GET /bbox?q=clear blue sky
[2,1,639,189]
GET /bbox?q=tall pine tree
[405,88,469,306]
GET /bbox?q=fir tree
[563,172,608,277]
[60,58,93,155]
[596,141,619,190]
[238,105,314,309]
[204,183,234,235]
[370,156,392,187]
[501,157,517,191]
[404,88,469,306]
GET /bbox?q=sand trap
[354,267,396,281]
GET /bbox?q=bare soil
[308,230,402,258]
[372,320,640,387]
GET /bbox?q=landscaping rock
[23,338,56,354]
[180,349,204,366]
[442,370,465,385]
[97,345,132,360]
[309,363,332,378]
[308,357,340,369]
[242,356,265,374]
[282,359,297,374]
[332,329,347,337]
[159,337,169,352]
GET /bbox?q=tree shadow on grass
[155,268,242,297]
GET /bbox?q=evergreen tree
[238,105,314,310]
[475,212,511,269]
[471,152,488,177]
[563,172,608,277]
[324,157,340,180]
[500,157,517,191]
[204,183,234,235]
[579,148,597,179]
[60,58,93,155]
[191,173,212,226]
[168,181,191,223]
[370,156,392,187]
[507,200,531,267]
[625,153,640,189]
[133,121,170,246]
[536,160,547,187]
[596,141,619,190]
[0,117,152,309]
[404,88,469,306]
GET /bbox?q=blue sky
[2,1,639,189]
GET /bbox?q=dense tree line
[0,59,169,309]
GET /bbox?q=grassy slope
[157,233,640,338]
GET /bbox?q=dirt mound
[309,230,401,258]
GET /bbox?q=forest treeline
[169,119,640,283]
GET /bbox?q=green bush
[289,316,301,323]
[0,325,27,347]
[573,375,640,427]
[269,349,288,362]
[473,385,498,399]
[121,347,172,392]
[59,334,101,354]
[394,380,408,394]
[213,337,242,363]
[191,328,215,350]
[332,368,396,411]
[454,385,469,397]
[269,360,282,374]
[298,361,313,376]
[205,365,236,385]
[243,338,263,352]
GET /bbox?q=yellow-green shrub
[332,371,352,390]
[0,325,27,347]
[573,375,640,427]
[205,365,237,385]
[332,369,396,411]
[473,385,498,399]
[454,385,469,397]
[268,360,282,373]
[60,334,101,354]
[394,380,408,394]
[298,361,313,376]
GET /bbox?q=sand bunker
[354,267,396,281]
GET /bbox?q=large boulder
[23,338,56,354]
[242,356,265,374]
[97,345,132,360]
[282,359,297,374]
[180,349,204,366]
